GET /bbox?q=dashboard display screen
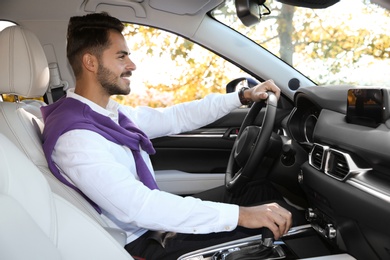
[346,89,384,127]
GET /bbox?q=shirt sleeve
[122,92,242,138]
[52,129,239,234]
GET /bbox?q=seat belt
[45,62,68,104]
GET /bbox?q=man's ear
[82,53,98,73]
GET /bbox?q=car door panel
[150,107,290,175]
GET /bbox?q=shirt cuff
[203,200,239,232]
[226,91,243,108]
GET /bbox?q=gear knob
[261,228,274,247]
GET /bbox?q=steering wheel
[225,91,278,193]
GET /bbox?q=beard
[97,64,131,96]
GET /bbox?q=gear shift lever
[210,227,284,259]
[261,228,274,248]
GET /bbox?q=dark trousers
[125,183,306,260]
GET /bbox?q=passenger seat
[0,133,133,260]
[0,26,126,245]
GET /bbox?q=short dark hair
[66,12,124,78]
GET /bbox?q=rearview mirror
[235,0,265,27]
[235,0,340,27]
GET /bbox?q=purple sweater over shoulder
[40,97,158,213]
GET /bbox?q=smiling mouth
[121,77,130,84]
[121,71,132,78]
[120,72,132,82]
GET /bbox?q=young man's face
[97,30,136,96]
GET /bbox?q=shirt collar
[66,88,120,123]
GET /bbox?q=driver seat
[0,26,126,244]
[0,133,133,260]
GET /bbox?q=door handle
[223,127,240,140]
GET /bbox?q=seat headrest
[0,26,49,98]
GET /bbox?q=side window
[114,24,252,107]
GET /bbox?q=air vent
[309,144,328,170]
[309,146,372,181]
[325,150,350,181]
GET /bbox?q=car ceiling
[0,0,225,53]
[148,0,220,15]
[0,0,223,20]
[2,0,387,31]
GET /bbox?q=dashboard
[287,85,354,146]
[287,97,321,144]
[287,85,390,259]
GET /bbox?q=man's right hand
[238,203,292,239]
[243,79,281,102]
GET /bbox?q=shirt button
[225,226,231,231]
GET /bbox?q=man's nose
[126,57,136,71]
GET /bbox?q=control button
[305,208,317,222]
[325,224,336,239]
[298,170,303,183]
[281,143,296,166]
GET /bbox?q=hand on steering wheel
[225,91,278,192]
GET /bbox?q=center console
[178,225,355,260]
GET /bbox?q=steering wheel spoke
[234,125,261,167]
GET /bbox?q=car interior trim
[178,224,313,260]
[324,148,372,181]
[309,143,372,181]
[347,178,390,204]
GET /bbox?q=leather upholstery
[0,26,49,97]
[0,133,133,260]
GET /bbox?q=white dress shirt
[52,89,242,244]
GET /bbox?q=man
[41,12,293,259]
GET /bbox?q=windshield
[213,0,390,86]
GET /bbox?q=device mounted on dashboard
[346,88,384,128]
